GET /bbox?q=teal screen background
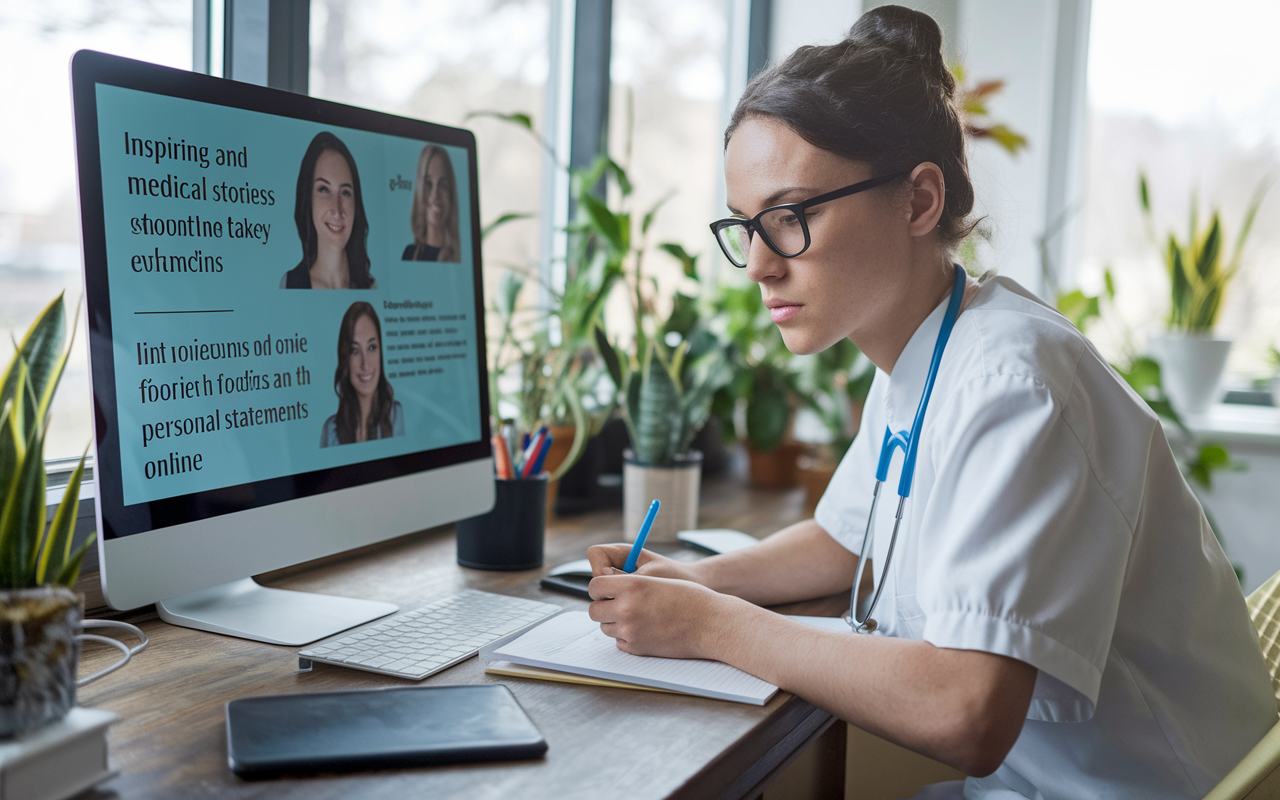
[94,84,483,506]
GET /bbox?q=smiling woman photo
[585,6,1275,798]
[402,144,461,263]
[281,131,377,289]
[320,301,404,447]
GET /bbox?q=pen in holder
[455,474,547,570]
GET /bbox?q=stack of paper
[482,611,778,706]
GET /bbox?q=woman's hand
[585,544,702,584]
[587,573,742,659]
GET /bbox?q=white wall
[956,0,1090,295]
[759,0,1091,298]
[768,0,864,57]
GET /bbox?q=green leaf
[1103,268,1116,300]
[0,293,65,415]
[1198,443,1231,469]
[55,534,95,588]
[0,401,46,587]
[985,124,1028,155]
[482,212,534,240]
[594,325,624,390]
[463,110,534,131]
[635,341,679,465]
[1056,289,1100,331]
[1196,215,1222,282]
[624,369,641,435]
[497,270,525,320]
[604,157,633,197]
[574,260,624,337]
[37,448,87,585]
[746,384,789,453]
[1139,172,1151,213]
[662,292,699,340]
[579,193,625,253]
[658,242,700,280]
[1119,356,1163,401]
[548,382,588,482]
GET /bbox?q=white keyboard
[297,590,562,680]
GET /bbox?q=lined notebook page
[490,611,777,705]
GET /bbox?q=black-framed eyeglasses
[709,172,907,268]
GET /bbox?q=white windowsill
[1164,404,1280,448]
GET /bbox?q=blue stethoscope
[847,264,967,634]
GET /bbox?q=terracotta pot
[747,441,805,489]
[0,586,81,737]
[542,425,577,520]
[797,455,838,514]
[623,450,702,543]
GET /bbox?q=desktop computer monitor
[70,50,495,646]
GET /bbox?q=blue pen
[622,500,661,573]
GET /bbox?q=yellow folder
[484,660,693,696]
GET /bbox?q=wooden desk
[75,475,849,800]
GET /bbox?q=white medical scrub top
[814,276,1276,799]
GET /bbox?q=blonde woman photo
[402,144,460,263]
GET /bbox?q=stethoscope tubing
[848,265,967,634]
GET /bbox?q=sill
[1163,404,1280,449]
[44,455,96,523]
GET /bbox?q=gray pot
[0,586,81,738]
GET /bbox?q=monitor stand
[156,578,398,646]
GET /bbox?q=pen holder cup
[456,474,547,570]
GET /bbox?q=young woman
[586,7,1276,798]
[281,132,377,289]
[401,144,461,263]
[320,301,403,446]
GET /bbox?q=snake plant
[596,327,732,468]
[0,294,93,589]
[1139,173,1268,333]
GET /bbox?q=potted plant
[708,284,807,488]
[1,294,95,737]
[481,154,629,513]
[1140,173,1267,414]
[794,340,876,511]
[596,325,732,542]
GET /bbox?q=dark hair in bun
[726,5,976,251]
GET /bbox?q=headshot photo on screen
[320,301,405,447]
[401,144,460,263]
[281,132,377,289]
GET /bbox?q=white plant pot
[623,450,702,543]
[1151,333,1233,415]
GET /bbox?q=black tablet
[225,684,546,777]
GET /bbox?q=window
[1082,0,1280,382]
[609,0,729,302]
[309,0,551,298]
[0,1,191,460]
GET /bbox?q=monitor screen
[72,51,492,544]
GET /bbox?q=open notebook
[481,611,778,705]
